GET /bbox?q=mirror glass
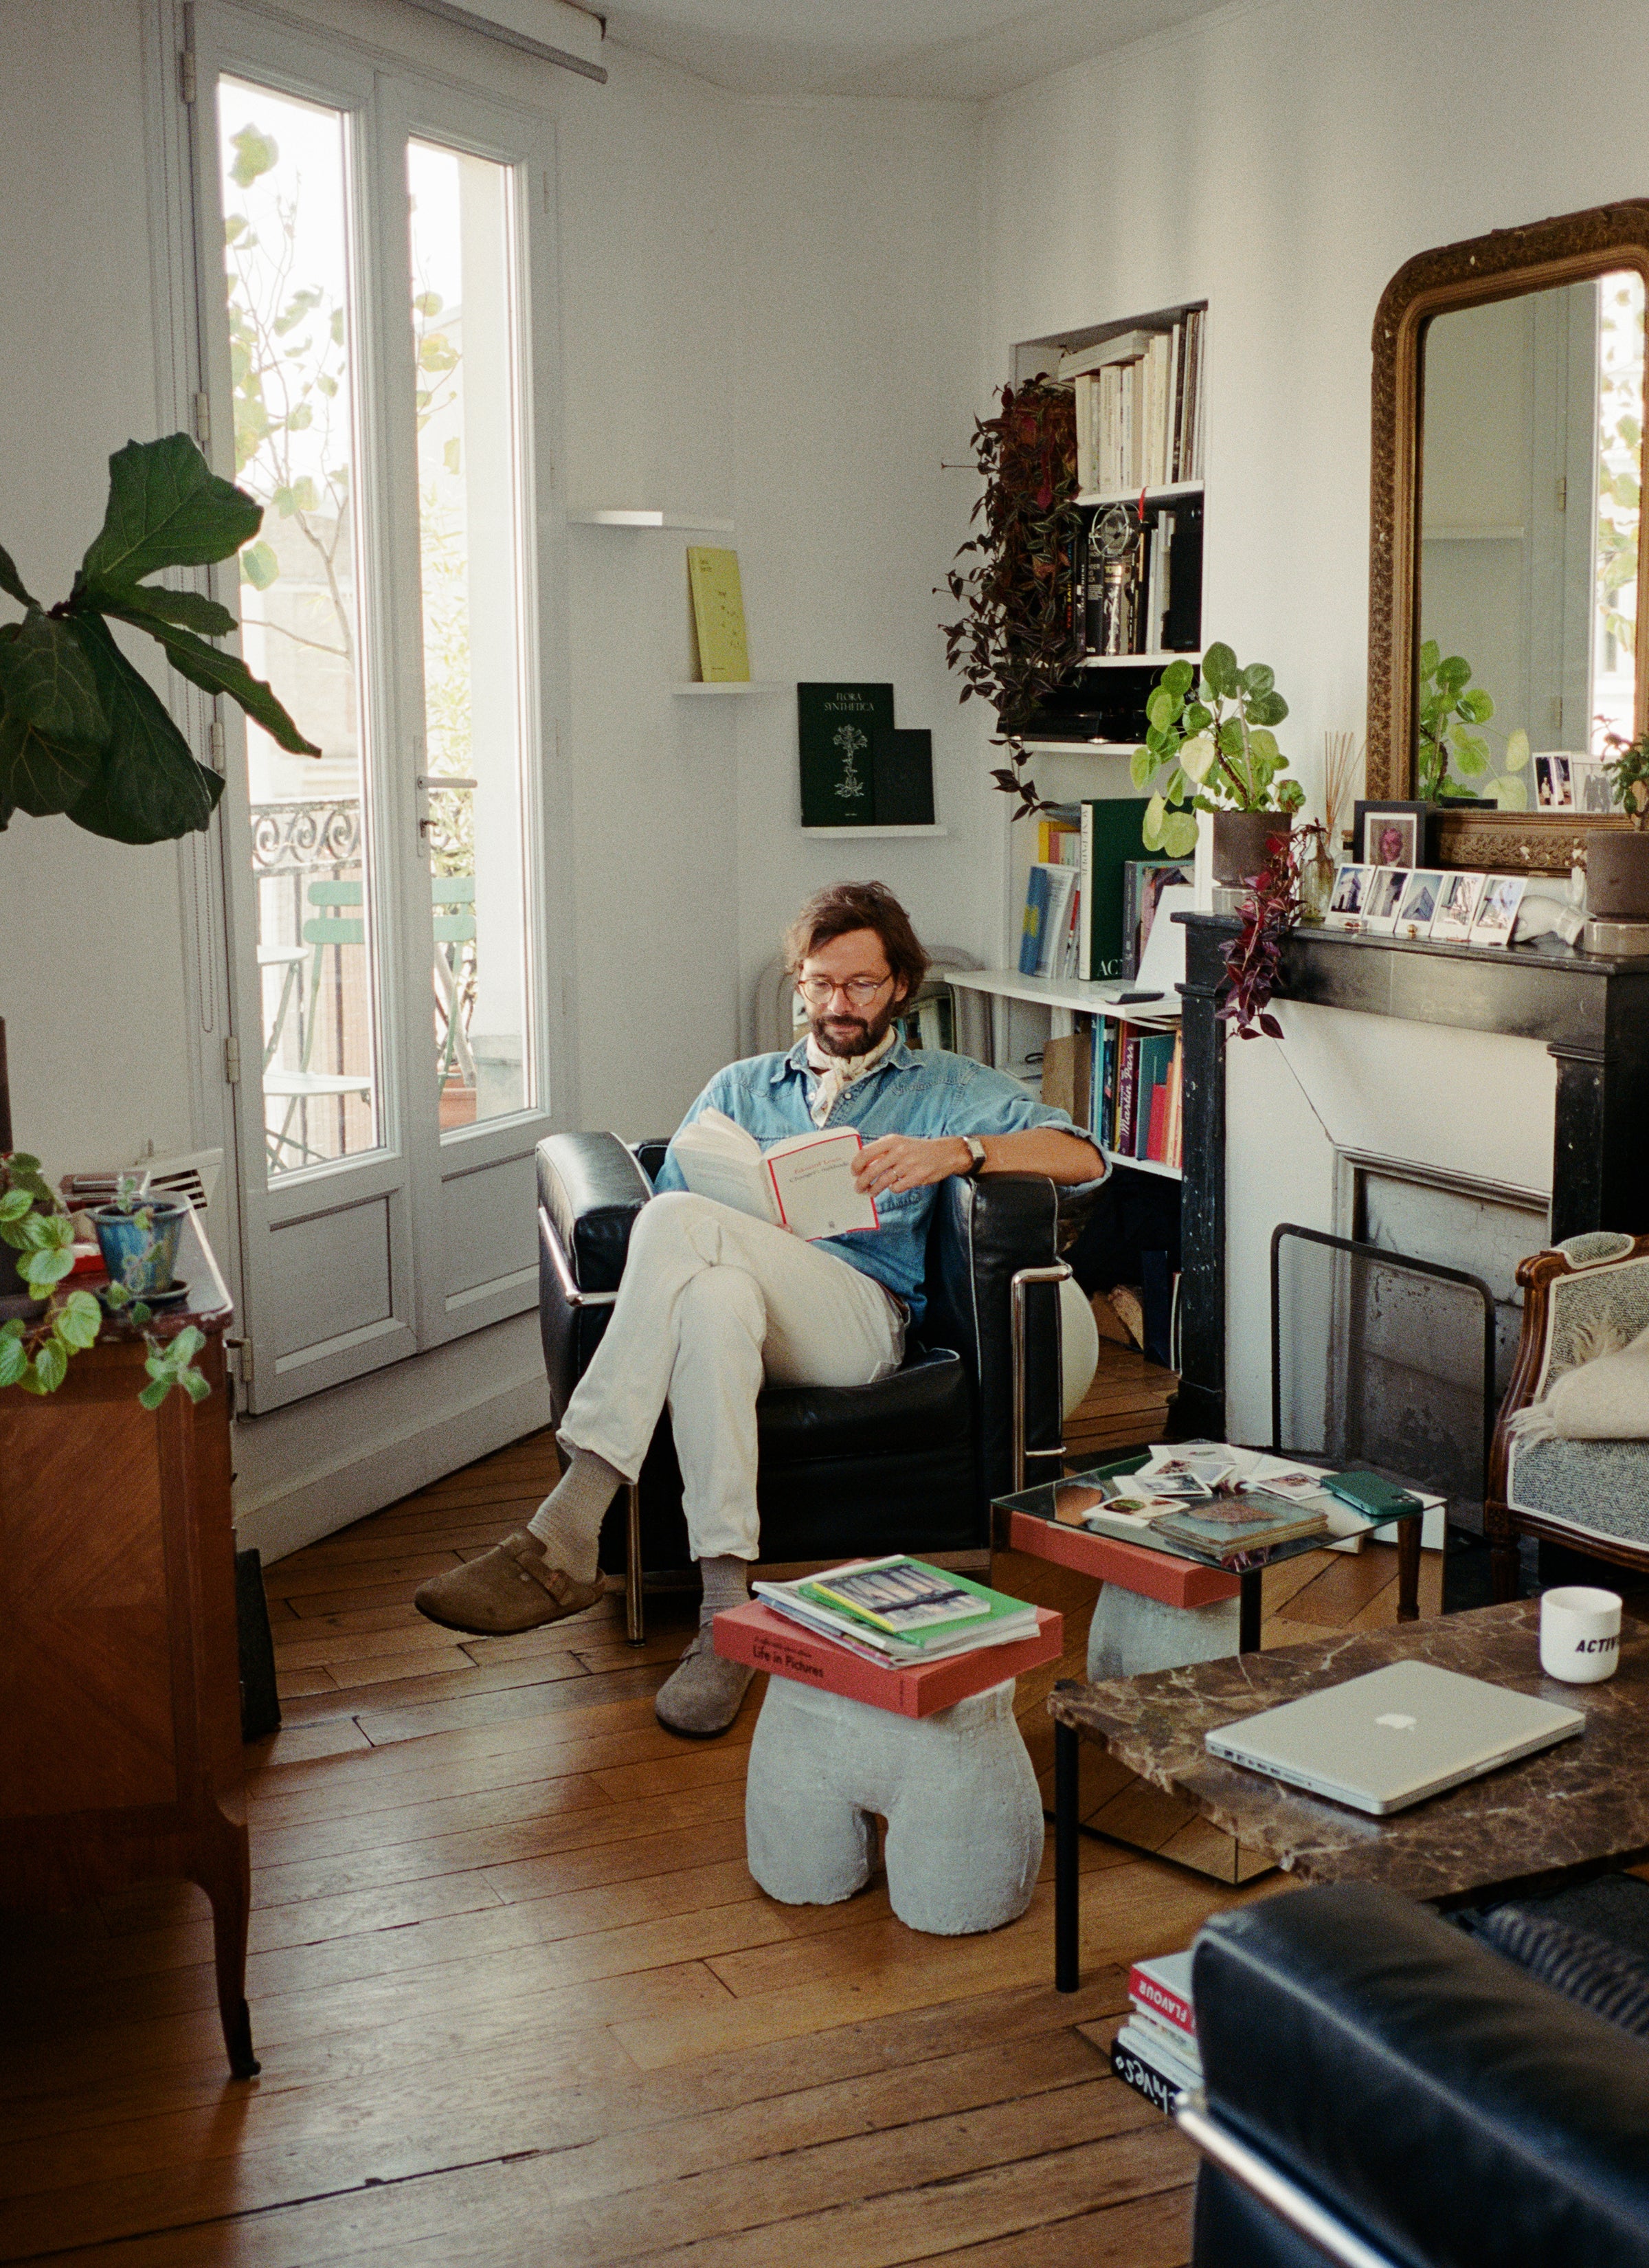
[1418,271,1644,813]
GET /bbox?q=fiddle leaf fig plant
[1129,644,1304,858]
[0,432,320,841]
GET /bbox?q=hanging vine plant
[940,377,1081,818]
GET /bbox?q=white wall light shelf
[947,968,1178,1019]
[1102,1148,1182,1181]
[671,681,785,696]
[800,825,948,840]
[1079,651,1200,671]
[1075,479,1204,510]
[1022,739,1137,757]
[569,509,736,531]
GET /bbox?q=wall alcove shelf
[671,682,784,697]
[568,508,735,531]
[800,824,948,839]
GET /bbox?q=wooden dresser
[0,1211,256,2078]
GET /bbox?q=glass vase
[1299,847,1337,925]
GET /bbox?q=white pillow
[1509,1320,1649,1442]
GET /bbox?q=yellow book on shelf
[686,546,750,682]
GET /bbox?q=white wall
[978,0,1635,1438]
[0,0,987,1555]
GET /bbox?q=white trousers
[558,1192,905,1561]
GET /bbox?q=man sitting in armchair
[415,880,1106,1736]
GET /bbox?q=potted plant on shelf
[1129,645,1304,876]
[939,377,1081,818]
[1589,724,1649,918]
[1415,643,1529,808]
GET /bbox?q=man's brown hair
[783,880,929,999]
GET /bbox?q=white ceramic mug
[1539,1586,1622,1684]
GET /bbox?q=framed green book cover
[1079,797,1151,979]
[798,683,893,826]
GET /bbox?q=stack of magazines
[753,1556,1040,1671]
[1110,1948,1202,2112]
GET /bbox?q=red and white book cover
[713,1599,1062,1720]
[1128,1949,1196,2040]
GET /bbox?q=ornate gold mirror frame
[1368,200,1649,871]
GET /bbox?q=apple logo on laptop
[1375,1711,1417,1731]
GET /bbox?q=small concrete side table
[715,1601,1063,1937]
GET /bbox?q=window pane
[219,78,383,1178]
[407,140,532,1131]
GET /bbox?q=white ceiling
[600,0,1236,102]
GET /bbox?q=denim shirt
[651,1037,1103,1322]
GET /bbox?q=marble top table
[1048,1599,1649,1988]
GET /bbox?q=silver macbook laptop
[1204,1661,1585,1815]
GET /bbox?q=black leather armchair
[1178,1882,1649,2268]
[535,1131,1070,1639]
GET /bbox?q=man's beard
[809,998,899,1058]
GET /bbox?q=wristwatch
[961,1136,987,1178]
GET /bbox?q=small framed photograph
[1430,869,1486,943]
[1394,868,1444,938]
[1571,757,1615,815]
[1362,866,1409,933]
[1355,800,1431,869]
[1470,874,1527,947]
[1324,863,1372,929]
[1534,753,1573,810]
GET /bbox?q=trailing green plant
[1597,722,1649,828]
[0,431,319,842]
[0,1152,209,1405]
[1129,645,1304,858]
[940,378,1081,818]
[1415,642,1528,807]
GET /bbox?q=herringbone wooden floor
[0,1428,1437,2266]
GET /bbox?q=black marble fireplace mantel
[1175,913,1649,1437]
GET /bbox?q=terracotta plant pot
[1585,828,1649,920]
[1211,808,1292,887]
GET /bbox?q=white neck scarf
[805,1025,897,1128]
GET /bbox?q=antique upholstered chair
[1487,1229,1649,1600]
[536,1130,1084,1640]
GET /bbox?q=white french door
[188,5,563,1411]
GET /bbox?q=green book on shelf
[871,728,934,825]
[798,683,894,827]
[1078,797,1151,979]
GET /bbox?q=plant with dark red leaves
[939,378,1081,819]
[1218,822,1330,1039]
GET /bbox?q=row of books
[1016,803,1166,982]
[1095,1021,1184,1169]
[1060,311,1207,497]
[1110,1948,1202,2111]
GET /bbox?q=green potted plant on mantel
[1591,724,1649,918]
[1130,645,1305,878]
[1415,643,1529,808]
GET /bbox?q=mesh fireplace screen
[1270,1225,1498,1517]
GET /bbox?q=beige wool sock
[526,1447,625,1586]
[697,1553,750,1630]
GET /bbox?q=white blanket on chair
[1508,1318,1649,1443]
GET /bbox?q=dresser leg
[204,1837,260,2079]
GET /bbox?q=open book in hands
[671,1109,879,1241]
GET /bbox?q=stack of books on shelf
[1095,1021,1184,1170]
[752,1556,1040,1671]
[1017,800,1154,984]
[1110,1948,1202,2112]
[1062,312,1207,497]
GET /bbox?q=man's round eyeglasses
[796,973,894,1007]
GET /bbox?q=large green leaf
[0,709,102,821]
[79,434,262,588]
[1201,641,1239,700]
[98,603,319,755]
[0,542,37,610]
[0,608,107,749]
[87,579,236,638]
[61,614,223,843]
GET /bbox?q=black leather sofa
[1181,1881,1649,2268]
[535,1131,1070,1635]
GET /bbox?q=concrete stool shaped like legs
[743,1675,1045,1935]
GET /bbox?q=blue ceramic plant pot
[93,1199,188,1297]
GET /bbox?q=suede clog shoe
[654,1628,754,1738]
[414,1531,603,1636]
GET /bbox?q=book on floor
[1128,1948,1196,2038]
[754,1557,1040,1663]
[1110,2023,1200,2111]
[671,1109,877,1241]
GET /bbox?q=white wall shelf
[1075,479,1204,509]
[947,968,1178,1019]
[800,823,948,839]
[1022,739,1137,756]
[671,681,785,696]
[1079,651,1200,671]
[1102,1148,1182,1181]
[570,509,736,531]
